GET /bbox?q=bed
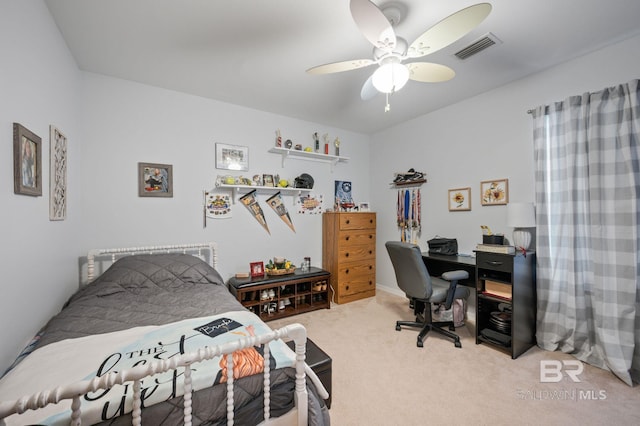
[0,243,330,425]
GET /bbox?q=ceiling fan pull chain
[385,93,391,112]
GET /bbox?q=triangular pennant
[267,191,295,233]
[239,190,270,235]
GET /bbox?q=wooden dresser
[322,212,376,304]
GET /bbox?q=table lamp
[507,202,536,250]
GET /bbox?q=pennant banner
[205,192,232,219]
[267,191,295,233]
[239,190,270,234]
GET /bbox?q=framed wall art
[13,123,42,196]
[49,125,68,220]
[138,162,173,197]
[216,143,249,171]
[448,187,471,211]
[481,179,509,206]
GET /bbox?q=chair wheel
[417,340,423,348]
[396,324,401,331]
[455,341,462,348]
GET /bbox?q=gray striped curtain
[531,79,640,386]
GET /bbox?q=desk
[421,252,476,286]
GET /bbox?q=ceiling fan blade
[306,59,375,75]
[360,74,378,100]
[408,3,492,58]
[407,62,455,83]
[350,0,396,51]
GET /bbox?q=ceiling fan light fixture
[372,62,409,93]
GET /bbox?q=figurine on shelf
[334,137,340,156]
[276,129,282,147]
[323,133,329,154]
[313,132,319,153]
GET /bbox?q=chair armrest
[441,270,469,281]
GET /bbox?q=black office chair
[385,241,470,348]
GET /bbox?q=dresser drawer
[339,213,376,230]
[337,245,375,262]
[337,229,376,248]
[337,272,376,296]
[337,262,375,279]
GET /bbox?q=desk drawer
[476,252,513,273]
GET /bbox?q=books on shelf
[484,280,512,300]
[475,244,515,254]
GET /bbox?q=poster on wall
[239,190,270,235]
[297,193,323,214]
[266,192,295,233]
[334,180,354,210]
[205,192,232,219]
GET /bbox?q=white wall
[77,73,371,280]
[0,1,82,371]
[371,33,640,293]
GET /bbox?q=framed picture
[49,125,68,220]
[263,174,275,187]
[250,261,265,278]
[448,187,471,211]
[138,162,173,197]
[13,123,42,196]
[481,179,509,206]
[216,143,249,171]
[358,202,370,211]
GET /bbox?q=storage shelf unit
[475,251,536,359]
[228,268,330,321]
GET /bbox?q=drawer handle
[369,250,372,255]
[346,285,350,291]
[369,219,373,224]
[369,265,372,270]
[369,280,373,285]
[345,252,349,258]
[487,261,503,266]
[345,269,349,274]
[346,236,350,241]
[346,220,350,224]
[369,234,373,239]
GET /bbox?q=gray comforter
[30,253,330,425]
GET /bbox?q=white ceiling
[44,0,640,134]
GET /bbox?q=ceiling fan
[306,0,492,110]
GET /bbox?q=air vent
[455,32,501,60]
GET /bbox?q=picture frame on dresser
[13,123,42,197]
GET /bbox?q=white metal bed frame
[0,243,316,426]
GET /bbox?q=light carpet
[269,290,640,426]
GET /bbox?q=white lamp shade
[507,202,535,250]
[507,202,535,228]
[372,63,409,93]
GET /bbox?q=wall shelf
[268,147,349,171]
[215,183,310,205]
